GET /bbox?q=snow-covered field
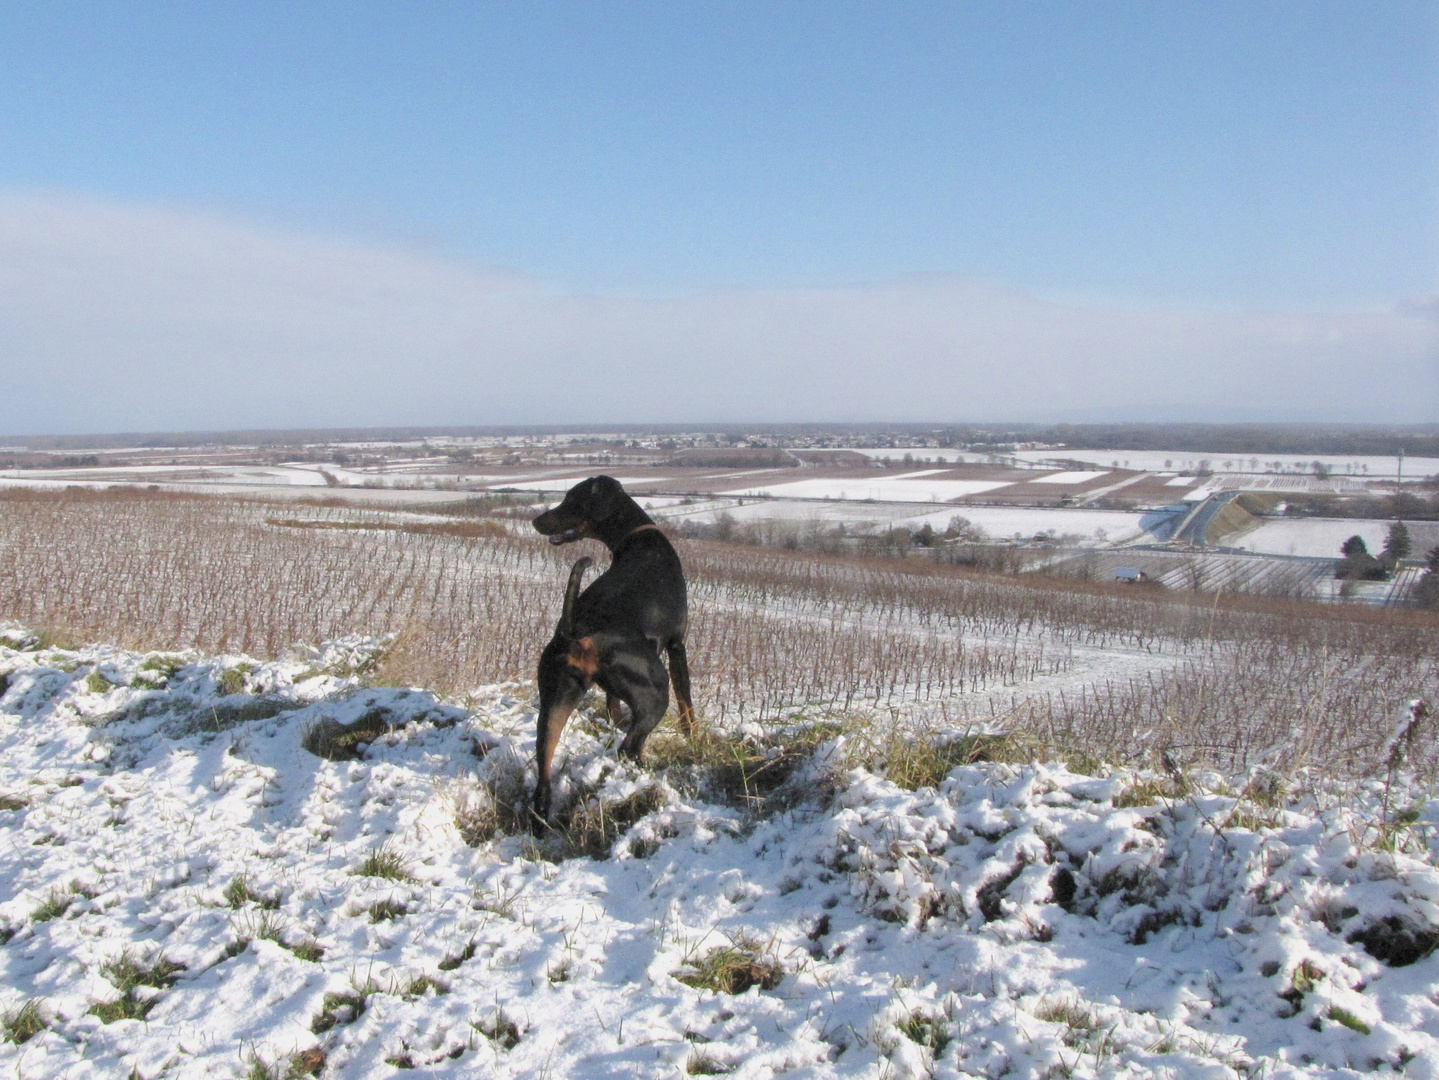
[720,475,1015,502]
[651,499,1151,545]
[490,476,662,493]
[0,466,334,489]
[1230,520,1402,560]
[892,505,1149,544]
[846,450,979,465]
[4,633,1439,1079]
[1024,472,1110,486]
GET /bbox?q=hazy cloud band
[1,192,1434,435]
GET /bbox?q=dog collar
[621,523,662,542]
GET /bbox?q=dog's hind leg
[666,641,696,738]
[532,636,596,827]
[615,648,671,761]
[603,692,625,724]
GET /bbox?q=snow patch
[1,634,1436,1078]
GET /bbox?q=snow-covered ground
[4,633,1438,1079]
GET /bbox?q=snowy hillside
[2,633,1438,1079]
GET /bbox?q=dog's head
[532,475,626,545]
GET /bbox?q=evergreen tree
[1384,521,1412,562]
[1416,546,1439,609]
[1337,533,1388,581]
[1340,535,1368,558]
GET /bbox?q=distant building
[1113,567,1147,583]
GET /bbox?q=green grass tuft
[133,654,185,689]
[100,947,185,992]
[1289,959,1324,998]
[2,999,47,1044]
[645,720,841,811]
[363,897,409,923]
[284,939,325,963]
[438,939,477,971]
[354,843,412,881]
[311,988,369,1034]
[897,1010,952,1058]
[224,874,279,910]
[90,946,185,1021]
[1034,996,1099,1034]
[1113,778,1183,808]
[237,908,287,944]
[686,1050,732,1074]
[474,1009,522,1050]
[31,883,84,922]
[400,975,447,999]
[1327,1006,1371,1035]
[218,664,253,696]
[89,992,153,1024]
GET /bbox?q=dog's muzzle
[547,528,582,545]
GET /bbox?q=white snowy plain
[1023,472,1111,486]
[3,633,1439,1080]
[719,477,1016,502]
[1229,521,1397,560]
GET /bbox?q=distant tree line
[663,448,800,468]
[1282,491,1439,522]
[6,421,1436,458]
[1036,423,1439,459]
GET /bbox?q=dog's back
[568,529,686,651]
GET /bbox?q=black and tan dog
[530,476,695,825]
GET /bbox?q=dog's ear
[586,476,623,519]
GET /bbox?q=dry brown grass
[301,711,392,761]
[1,488,1434,779]
[673,933,784,995]
[551,784,668,859]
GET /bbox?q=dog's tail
[560,556,592,637]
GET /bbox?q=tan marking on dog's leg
[538,703,576,790]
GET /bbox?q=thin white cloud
[1,191,1434,434]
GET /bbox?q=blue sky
[0,3,1435,431]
